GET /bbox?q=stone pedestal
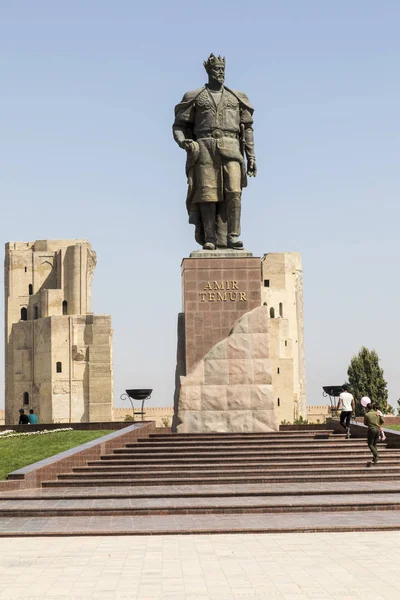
[173,251,306,433]
[182,256,261,373]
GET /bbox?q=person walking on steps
[337,384,355,439]
[364,402,384,464]
[361,396,386,441]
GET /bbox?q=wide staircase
[2,429,400,535]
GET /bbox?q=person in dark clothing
[18,409,29,425]
[336,384,355,438]
[364,403,384,464]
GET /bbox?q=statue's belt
[196,129,239,140]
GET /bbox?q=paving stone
[4,531,400,597]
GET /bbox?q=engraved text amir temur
[199,281,247,302]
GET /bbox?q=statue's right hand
[180,139,196,152]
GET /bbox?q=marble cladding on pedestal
[181,257,261,373]
[177,306,279,433]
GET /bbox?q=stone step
[53,471,400,487]
[129,438,361,448]
[95,450,400,468]
[2,510,400,535]
[1,492,400,517]
[101,448,400,460]
[138,436,347,444]
[83,458,400,471]
[8,481,400,500]
[142,433,345,442]
[116,441,372,453]
[41,471,400,486]
[63,464,400,480]
[108,444,392,463]
[149,430,338,438]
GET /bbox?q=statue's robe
[173,86,254,246]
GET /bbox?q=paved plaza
[0,532,400,599]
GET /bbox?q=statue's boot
[200,203,217,250]
[226,193,243,249]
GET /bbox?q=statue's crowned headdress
[204,53,226,71]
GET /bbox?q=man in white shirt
[336,384,355,438]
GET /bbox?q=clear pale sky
[1,1,399,412]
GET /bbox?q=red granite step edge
[108,448,391,459]
[151,427,336,439]
[2,525,400,537]
[82,459,400,471]
[116,443,370,453]
[96,452,400,465]
[139,434,343,442]
[65,465,400,478]
[2,511,400,536]
[2,502,400,517]
[144,434,355,439]
[131,438,369,444]
[134,436,357,443]
[9,484,400,500]
[45,473,400,486]
[148,431,338,438]
[129,439,362,448]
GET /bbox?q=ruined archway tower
[4,240,113,425]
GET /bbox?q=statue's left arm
[240,104,257,177]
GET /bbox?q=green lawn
[384,425,400,431]
[0,430,112,480]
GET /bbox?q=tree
[347,347,389,415]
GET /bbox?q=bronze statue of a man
[173,54,256,250]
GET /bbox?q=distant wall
[0,406,336,427]
[306,405,331,423]
[0,407,174,428]
[113,407,174,427]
